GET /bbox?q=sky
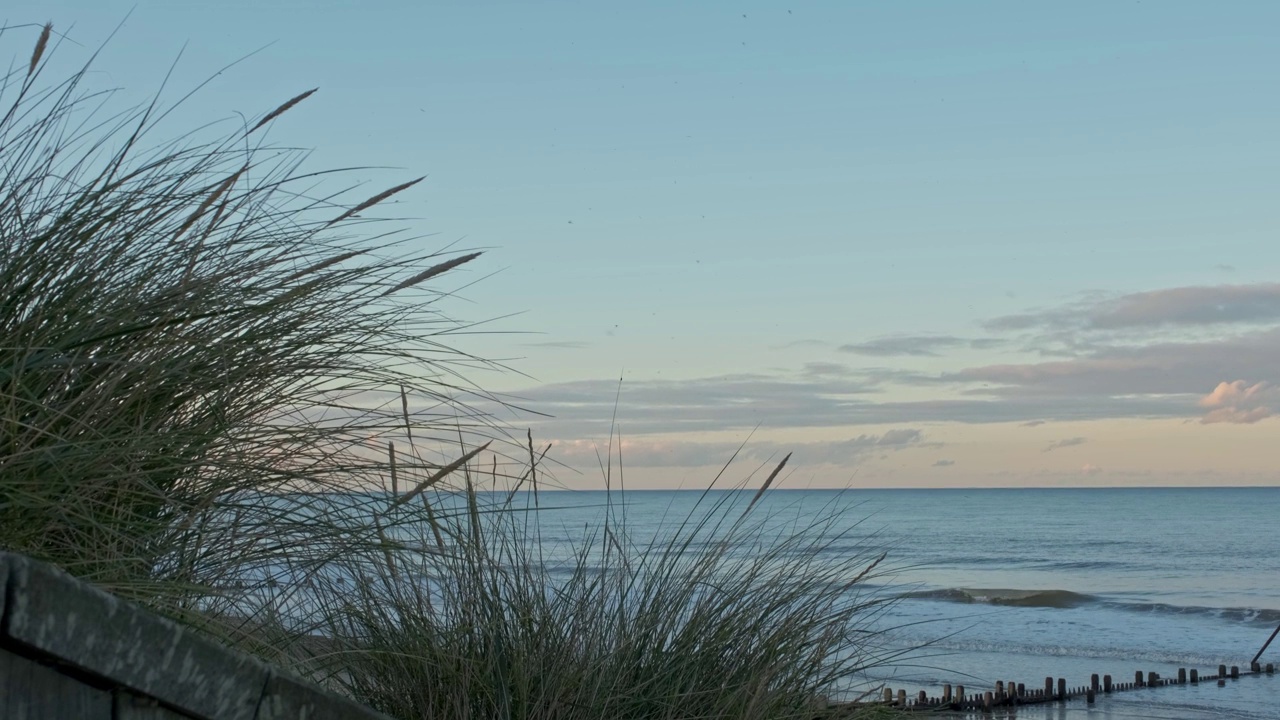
[8,2,1280,488]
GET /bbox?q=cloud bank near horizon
[478,282,1279,471]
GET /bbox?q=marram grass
[1,24,911,719]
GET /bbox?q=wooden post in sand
[1135,670,1144,687]
[918,690,927,705]
[1057,678,1066,700]
[897,689,906,706]
[956,685,965,705]
[942,684,952,703]
[1251,622,1280,668]
[1178,668,1187,684]
[1104,674,1113,693]
[1219,664,1227,679]
[1148,672,1159,687]
[1045,677,1053,699]
[1190,669,1198,684]
[883,688,892,703]
[1231,666,1239,679]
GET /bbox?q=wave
[1105,600,1280,627]
[903,586,1280,625]
[904,587,1094,608]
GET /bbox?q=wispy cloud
[933,459,955,467]
[495,373,882,436]
[946,327,1280,398]
[1043,436,1087,452]
[801,361,856,377]
[986,284,1280,332]
[547,428,928,468]
[490,372,1196,436]
[839,335,1001,357]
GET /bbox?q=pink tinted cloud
[1198,381,1276,424]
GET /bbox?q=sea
[524,486,1280,719]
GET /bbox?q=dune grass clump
[1,25,910,718]
[0,23,502,641]
[305,450,904,720]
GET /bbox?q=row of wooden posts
[879,660,1276,712]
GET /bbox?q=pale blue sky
[10,2,1280,486]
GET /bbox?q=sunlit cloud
[1198,380,1277,424]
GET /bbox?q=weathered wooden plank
[0,646,111,720]
[257,672,397,720]
[1,553,268,720]
[114,690,198,720]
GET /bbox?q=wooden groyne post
[868,660,1275,714]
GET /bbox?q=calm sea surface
[526,487,1280,719]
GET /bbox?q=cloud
[1198,380,1277,424]
[986,284,1280,332]
[932,459,955,467]
[486,286,1280,435]
[1043,437,1087,452]
[878,428,924,446]
[1215,264,1237,273]
[945,327,1280,398]
[1092,285,1280,328]
[839,335,1000,357]
[546,429,927,468]
[1081,464,1103,475]
[801,361,855,377]
[488,369,1209,436]
[490,373,883,436]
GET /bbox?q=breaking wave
[903,587,1280,626]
